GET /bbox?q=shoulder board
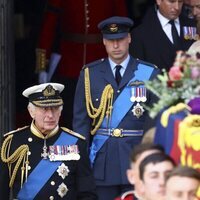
[121,190,135,200]
[82,58,105,70]
[61,127,85,140]
[3,126,29,137]
[136,58,158,69]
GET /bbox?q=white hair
[27,102,63,111]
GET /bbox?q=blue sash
[17,131,78,200]
[89,63,154,165]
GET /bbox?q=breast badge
[57,163,70,179]
[57,182,68,198]
[132,103,144,118]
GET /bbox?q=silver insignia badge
[57,182,68,198]
[132,103,144,118]
[57,163,70,179]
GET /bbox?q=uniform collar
[30,120,59,139]
[109,54,130,72]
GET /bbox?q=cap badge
[109,24,118,32]
[57,182,68,198]
[42,85,56,97]
[57,163,70,179]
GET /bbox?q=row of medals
[183,26,199,41]
[130,85,146,118]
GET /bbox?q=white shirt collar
[157,9,180,28]
[109,54,130,76]
[157,9,180,41]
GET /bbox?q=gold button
[28,137,33,142]
[49,196,54,200]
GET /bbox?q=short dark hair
[139,153,176,180]
[130,143,164,163]
[165,165,200,183]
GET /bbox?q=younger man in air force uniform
[73,16,160,200]
[0,83,97,199]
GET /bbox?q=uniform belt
[96,128,143,137]
[61,33,102,43]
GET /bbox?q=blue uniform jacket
[73,56,159,186]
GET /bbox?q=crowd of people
[1,0,200,199]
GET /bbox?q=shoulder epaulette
[82,58,105,70]
[61,127,85,140]
[3,126,29,137]
[136,58,158,69]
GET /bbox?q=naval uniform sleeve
[73,69,93,145]
[76,139,97,199]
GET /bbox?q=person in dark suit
[73,16,160,200]
[130,0,198,71]
[0,83,97,199]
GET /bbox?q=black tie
[169,20,180,49]
[115,65,122,85]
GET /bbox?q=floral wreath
[144,50,200,118]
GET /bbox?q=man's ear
[126,169,136,185]
[128,33,131,43]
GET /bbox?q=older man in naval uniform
[0,83,97,199]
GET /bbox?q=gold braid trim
[1,134,29,188]
[84,67,114,135]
